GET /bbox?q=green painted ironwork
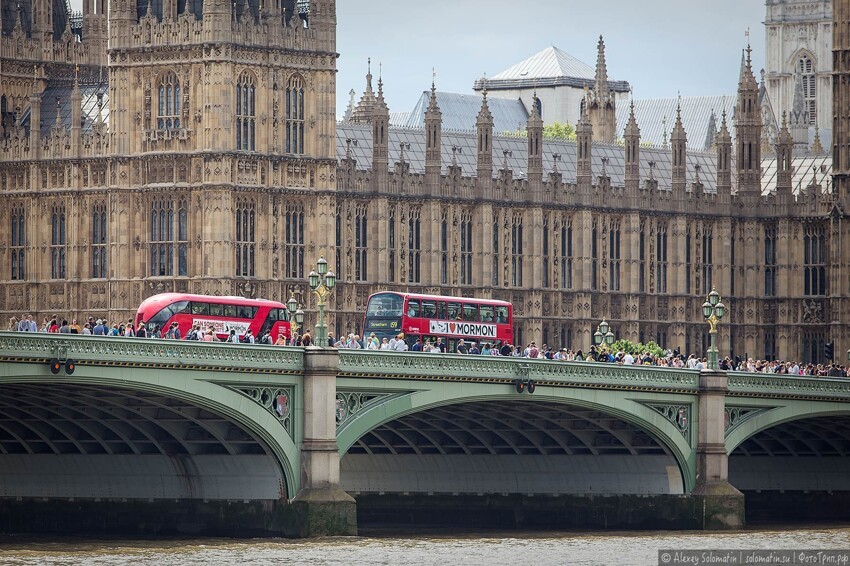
[234,385,297,439]
[728,373,850,400]
[335,389,410,429]
[641,403,693,444]
[724,405,775,438]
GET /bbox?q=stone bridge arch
[336,382,697,494]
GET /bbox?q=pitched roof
[21,81,110,135]
[616,95,737,150]
[393,91,529,134]
[475,45,630,92]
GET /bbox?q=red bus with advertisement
[363,291,513,352]
[135,293,291,343]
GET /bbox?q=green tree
[501,121,576,142]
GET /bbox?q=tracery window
[609,222,621,292]
[157,71,181,131]
[236,72,256,151]
[285,75,305,155]
[492,220,500,287]
[591,224,598,291]
[542,217,550,288]
[700,226,713,295]
[388,207,396,282]
[440,211,448,285]
[511,214,523,287]
[285,203,304,279]
[685,229,692,294]
[150,198,188,276]
[803,223,826,296]
[639,231,646,293]
[764,225,777,297]
[11,204,25,281]
[799,55,816,125]
[235,199,256,277]
[408,207,421,284]
[92,202,108,279]
[460,211,473,286]
[335,205,343,281]
[655,224,668,294]
[355,204,368,282]
[51,204,67,279]
[560,218,572,290]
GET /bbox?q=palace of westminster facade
[0,0,849,363]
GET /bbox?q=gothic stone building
[1,0,849,363]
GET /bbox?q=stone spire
[776,111,793,196]
[585,35,616,144]
[371,68,390,192]
[671,98,687,193]
[29,66,42,147]
[424,72,443,195]
[789,68,809,149]
[349,59,377,124]
[526,91,543,194]
[736,44,762,200]
[476,81,494,198]
[71,65,82,148]
[811,124,825,154]
[576,101,593,190]
[624,99,641,191]
[705,110,717,151]
[716,109,732,195]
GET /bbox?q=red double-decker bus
[363,291,513,352]
[135,293,291,343]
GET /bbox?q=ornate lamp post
[702,288,727,370]
[286,294,304,343]
[594,320,615,348]
[308,256,336,347]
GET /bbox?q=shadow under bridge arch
[336,387,696,496]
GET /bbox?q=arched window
[286,75,305,155]
[10,204,25,281]
[285,203,304,279]
[150,198,188,277]
[51,204,66,279]
[799,55,816,125]
[236,72,256,151]
[92,202,107,278]
[157,71,181,131]
[235,199,256,277]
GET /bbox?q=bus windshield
[365,293,404,317]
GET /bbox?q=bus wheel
[526,380,536,394]
[515,379,525,393]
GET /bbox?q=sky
[336,0,766,119]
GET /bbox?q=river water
[1,527,849,566]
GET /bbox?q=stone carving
[802,299,822,323]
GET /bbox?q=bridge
[1,332,850,536]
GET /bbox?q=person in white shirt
[623,352,634,365]
[392,334,408,352]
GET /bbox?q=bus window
[223,304,237,318]
[447,302,462,320]
[191,302,209,315]
[366,293,403,317]
[436,301,447,320]
[422,300,437,318]
[480,305,495,322]
[280,308,290,322]
[496,306,509,323]
[209,303,223,316]
[407,299,420,318]
[268,308,279,322]
[238,305,253,318]
[463,304,478,321]
[171,301,190,315]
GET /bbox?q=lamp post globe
[702,300,713,319]
[325,270,336,290]
[287,295,298,314]
[295,308,304,326]
[308,270,319,291]
[715,301,726,319]
[605,331,614,345]
[708,288,720,307]
[599,320,610,336]
[316,256,328,276]
[594,330,603,345]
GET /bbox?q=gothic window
[285,75,306,155]
[355,204,368,282]
[409,208,421,284]
[492,220,500,287]
[803,224,826,296]
[284,204,304,279]
[157,71,181,131]
[461,211,473,286]
[639,231,646,293]
[388,207,395,282]
[335,205,343,281]
[799,55,816,125]
[609,222,621,292]
[764,225,777,297]
[764,332,776,362]
[150,198,188,277]
[236,72,256,151]
[730,224,736,295]
[542,218,550,288]
[91,202,108,279]
[235,198,256,277]
[560,218,572,290]
[700,226,713,295]
[802,332,825,364]
[51,204,66,279]
[440,212,448,285]
[655,224,668,294]
[10,204,25,281]
[591,225,598,291]
[511,214,523,287]
[685,229,692,294]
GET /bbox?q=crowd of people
[7,313,848,377]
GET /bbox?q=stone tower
[834,0,850,207]
[585,35,616,144]
[736,45,763,202]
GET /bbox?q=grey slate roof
[616,95,738,150]
[337,123,719,193]
[474,45,630,93]
[391,91,529,134]
[21,82,110,135]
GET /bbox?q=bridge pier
[289,347,357,537]
[692,369,744,529]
